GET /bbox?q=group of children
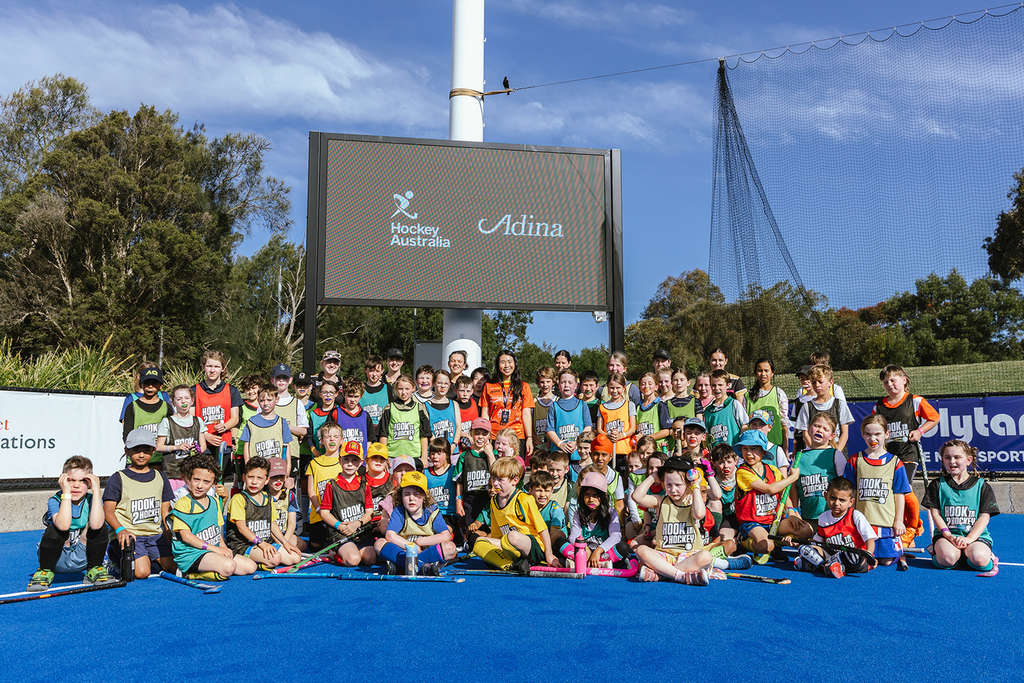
[26,349,999,590]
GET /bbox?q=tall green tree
[0,76,290,364]
[984,169,1024,283]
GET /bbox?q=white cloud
[501,0,694,31]
[0,2,446,130]
[487,80,711,150]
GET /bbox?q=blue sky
[0,0,1010,352]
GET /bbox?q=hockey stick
[280,516,380,573]
[253,571,465,583]
[158,571,222,594]
[769,534,878,567]
[726,572,791,585]
[0,580,126,605]
[529,558,639,578]
[768,450,803,537]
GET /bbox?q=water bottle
[573,540,587,574]
[405,542,419,576]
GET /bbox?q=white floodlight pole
[443,0,484,374]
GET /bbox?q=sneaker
[752,553,770,565]
[27,569,54,592]
[84,566,117,585]
[186,570,228,582]
[824,553,845,579]
[381,560,398,575]
[419,562,440,576]
[638,566,660,582]
[681,568,709,586]
[727,554,753,570]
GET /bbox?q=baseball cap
[579,471,607,492]
[268,457,288,477]
[125,428,156,449]
[652,349,671,361]
[294,372,312,386]
[366,443,389,460]
[342,441,364,459]
[748,409,774,427]
[733,429,771,458]
[795,364,812,378]
[590,433,614,455]
[470,417,491,434]
[399,470,429,495]
[139,367,164,385]
[389,455,416,472]
[683,417,707,432]
[271,363,292,378]
[322,350,341,362]
[386,348,404,360]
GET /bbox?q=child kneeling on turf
[320,443,377,567]
[631,456,716,585]
[169,453,255,579]
[923,439,999,573]
[28,456,116,591]
[562,467,628,568]
[226,457,302,569]
[793,476,876,578]
[379,471,457,575]
[472,457,558,573]
[733,430,800,559]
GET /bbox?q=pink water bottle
[573,540,587,574]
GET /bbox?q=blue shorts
[738,521,771,541]
[243,542,282,557]
[872,527,902,559]
[109,533,171,562]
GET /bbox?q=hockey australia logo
[388,190,451,248]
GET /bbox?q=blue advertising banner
[844,395,1024,472]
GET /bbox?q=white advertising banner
[0,389,125,479]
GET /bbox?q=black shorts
[307,521,327,550]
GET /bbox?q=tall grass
[1,336,133,392]
[0,338,261,393]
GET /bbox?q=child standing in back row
[703,369,748,447]
[597,372,636,470]
[873,364,939,465]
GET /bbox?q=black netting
[709,8,1024,398]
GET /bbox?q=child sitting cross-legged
[472,457,558,573]
[379,471,458,575]
[562,467,630,569]
[169,453,255,580]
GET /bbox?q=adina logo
[477,214,564,237]
[388,190,451,249]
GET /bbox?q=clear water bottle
[405,542,419,576]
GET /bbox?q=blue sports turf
[1,516,1022,682]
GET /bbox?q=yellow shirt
[306,455,343,524]
[487,489,548,551]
